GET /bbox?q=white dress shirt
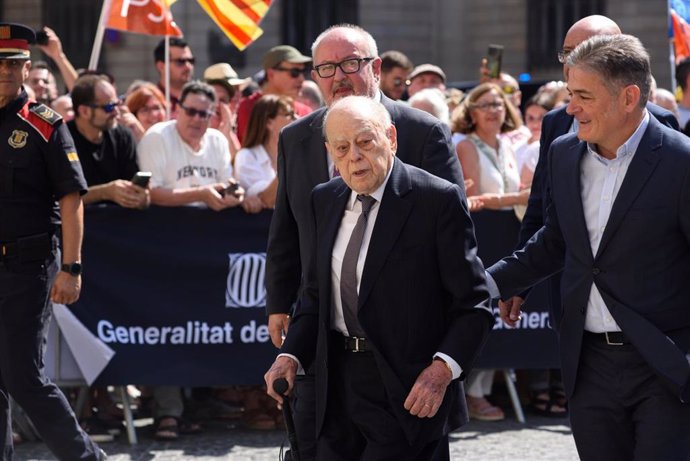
[486,110,650,334]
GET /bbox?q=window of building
[527,0,606,71]
[281,0,358,56]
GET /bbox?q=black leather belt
[0,233,52,261]
[584,330,630,346]
[331,332,370,352]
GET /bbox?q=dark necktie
[340,195,377,337]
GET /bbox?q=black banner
[71,205,559,386]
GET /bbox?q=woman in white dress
[454,82,527,421]
[234,95,296,214]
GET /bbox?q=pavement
[14,413,579,461]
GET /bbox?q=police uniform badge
[8,130,28,148]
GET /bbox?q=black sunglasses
[273,66,306,78]
[89,100,122,113]
[172,57,196,66]
[179,104,213,120]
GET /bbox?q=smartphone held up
[486,44,504,79]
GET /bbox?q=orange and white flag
[107,0,183,37]
[196,0,272,51]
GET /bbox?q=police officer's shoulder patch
[17,102,60,142]
[28,103,62,125]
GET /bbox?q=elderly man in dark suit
[265,96,493,460]
[488,34,690,461]
[265,24,464,459]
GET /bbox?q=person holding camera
[137,80,244,210]
[68,74,149,210]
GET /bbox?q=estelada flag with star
[196,0,272,51]
[107,0,183,37]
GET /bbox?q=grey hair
[322,96,391,141]
[408,88,450,125]
[566,34,651,109]
[311,24,378,59]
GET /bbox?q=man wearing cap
[0,23,105,460]
[407,64,446,98]
[236,45,313,143]
[204,63,252,161]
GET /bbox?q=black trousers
[291,372,318,461]
[569,334,690,461]
[316,345,447,461]
[0,249,102,461]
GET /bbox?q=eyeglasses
[472,101,504,111]
[557,49,572,64]
[172,57,196,66]
[313,57,375,78]
[393,77,405,87]
[90,100,122,113]
[273,66,306,78]
[179,104,213,120]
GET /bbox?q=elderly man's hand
[264,356,298,408]
[404,359,452,418]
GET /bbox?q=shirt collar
[586,109,649,161]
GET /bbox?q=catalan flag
[107,0,183,37]
[196,0,273,51]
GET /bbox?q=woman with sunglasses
[454,82,528,422]
[234,95,296,214]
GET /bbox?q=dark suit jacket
[282,159,494,445]
[517,103,679,328]
[489,116,690,402]
[266,93,464,316]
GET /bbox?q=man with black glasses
[236,45,313,142]
[138,80,243,210]
[153,37,195,117]
[265,24,464,460]
[68,74,149,209]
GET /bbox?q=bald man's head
[561,15,621,77]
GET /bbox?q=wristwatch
[61,262,83,276]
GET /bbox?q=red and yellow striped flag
[196,0,272,51]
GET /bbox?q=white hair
[408,88,450,125]
[311,24,378,58]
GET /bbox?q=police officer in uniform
[0,23,105,460]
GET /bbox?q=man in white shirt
[138,81,243,210]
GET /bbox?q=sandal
[154,416,180,441]
[528,391,568,418]
[466,395,505,421]
[550,386,568,410]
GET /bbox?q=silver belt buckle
[353,337,364,352]
[605,332,624,346]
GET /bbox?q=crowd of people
[2,11,690,461]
